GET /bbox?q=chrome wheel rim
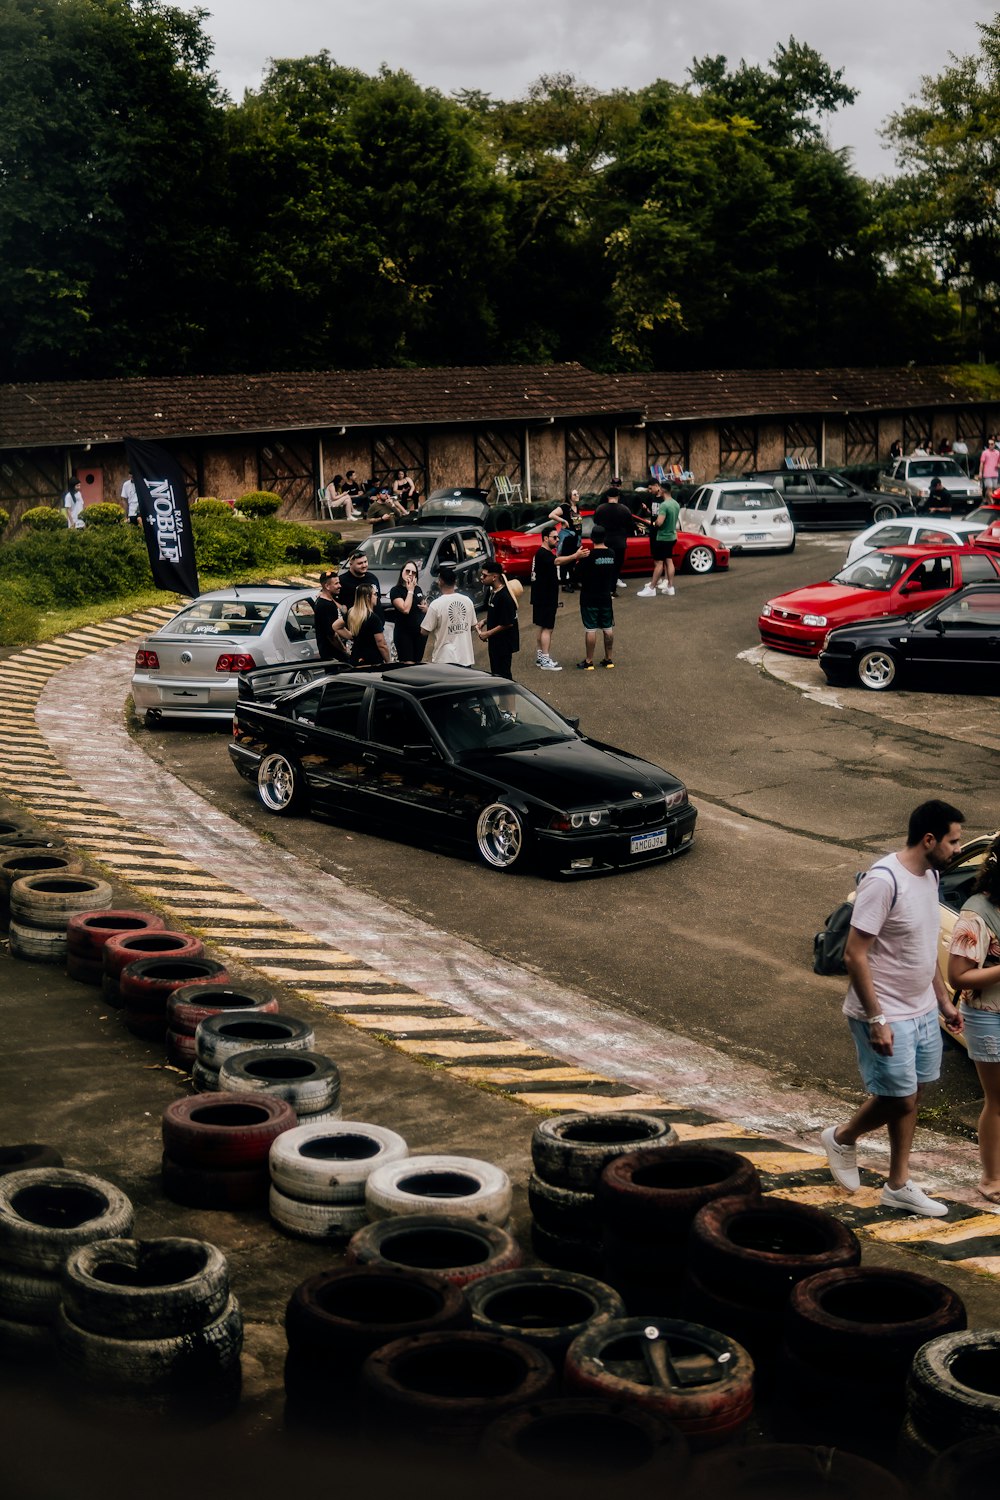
[688,546,714,574]
[872,506,895,523]
[476,804,523,868]
[858,652,895,689]
[258,754,295,811]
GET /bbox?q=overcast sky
[183,0,994,178]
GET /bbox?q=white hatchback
[843,516,989,569]
[679,482,795,554]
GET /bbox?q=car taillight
[135,649,159,669]
[216,653,256,673]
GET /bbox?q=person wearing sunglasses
[389,561,428,663]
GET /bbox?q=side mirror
[403,742,437,760]
[901,579,924,593]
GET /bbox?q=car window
[909,459,964,479]
[461,530,486,559]
[285,599,316,640]
[782,475,813,496]
[716,490,782,512]
[363,534,435,568]
[167,599,277,637]
[908,556,953,591]
[423,685,576,758]
[814,473,851,494]
[914,527,956,546]
[937,592,1000,626]
[314,682,368,735]
[368,691,435,751]
[959,553,1000,583]
[869,524,911,548]
[290,687,323,723]
[833,553,911,591]
[436,537,459,564]
[687,488,707,511]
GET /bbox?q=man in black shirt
[575,524,617,669]
[337,550,382,610]
[314,570,351,662]
[530,524,564,670]
[592,488,634,593]
[477,559,520,679]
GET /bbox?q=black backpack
[813,866,898,976]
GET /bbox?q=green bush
[190,498,233,520]
[0,508,9,536]
[0,528,151,604]
[0,576,43,644]
[324,533,349,564]
[237,491,282,519]
[21,505,68,532]
[272,519,324,564]
[82,502,125,527]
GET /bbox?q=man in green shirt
[637,480,681,597]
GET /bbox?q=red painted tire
[286,1265,471,1359]
[564,1317,755,1450]
[166,981,279,1037]
[346,1214,524,1288]
[162,1092,297,1170]
[120,959,230,1036]
[166,1029,197,1068]
[787,1267,967,1381]
[690,1194,861,1305]
[66,952,105,986]
[67,910,165,961]
[160,1153,269,1210]
[103,930,204,1006]
[598,1146,761,1232]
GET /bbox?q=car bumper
[132,672,239,719]
[817,650,854,683]
[228,740,263,781]
[537,804,697,874]
[758,622,824,656]
[718,531,793,552]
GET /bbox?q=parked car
[132,586,320,726]
[747,468,912,528]
[229,662,696,874]
[490,515,730,580]
[877,456,981,511]
[758,545,1000,657]
[818,581,1000,691]
[843,516,990,568]
[355,490,494,609]
[679,482,795,554]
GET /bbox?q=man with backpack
[821,799,965,1217]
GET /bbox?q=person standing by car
[923,478,951,516]
[338,550,382,611]
[346,583,390,666]
[531,524,565,670]
[477,559,520,680]
[979,438,1000,497]
[420,562,477,665]
[549,492,582,591]
[821,799,966,1218]
[947,836,1000,1206]
[593,487,634,593]
[389,562,428,663]
[314,570,351,662]
[576,524,617,670]
[638,481,681,598]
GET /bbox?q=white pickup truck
[877,455,981,511]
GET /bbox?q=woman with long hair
[346,583,390,667]
[389,561,428,663]
[948,835,1000,1203]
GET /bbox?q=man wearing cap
[420,562,477,665]
[477,559,520,680]
[337,550,381,611]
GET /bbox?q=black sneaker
[576,660,595,671]
[599,660,615,669]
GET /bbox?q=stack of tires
[102,929,204,1006]
[8,874,114,964]
[682,1194,861,1370]
[900,1328,999,1472]
[597,1145,760,1313]
[465,1267,626,1368]
[365,1155,512,1227]
[477,1397,690,1493]
[0,1166,133,1357]
[0,848,82,914]
[269,1121,407,1241]
[192,1011,315,1091]
[774,1267,966,1460]
[119,955,230,1040]
[161,1093,297,1209]
[66,910,165,987]
[529,1112,678,1274]
[165,981,279,1069]
[219,1049,342,1124]
[347,1213,524,1288]
[55,1236,243,1415]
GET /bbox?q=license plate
[168,688,208,703]
[631,829,668,855]
[745,532,766,541]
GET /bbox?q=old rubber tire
[10,874,115,929]
[786,1267,966,1381]
[0,1265,62,1325]
[67,951,105,985]
[256,752,307,816]
[532,1113,679,1192]
[857,649,898,690]
[0,1168,134,1272]
[466,1267,626,1358]
[564,1316,755,1450]
[346,1213,524,1288]
[61,1237,230,1338]
[8,919,68,963]
[268,1185,369,1242]
[922,1434,1000,1498]
[103,930,203,1004]
[218,1049,341,1116]
[160,1153,270,1210]
[166,1028,197,1067]
[270,1121,409,1204]
[66,909,165,961]
[195,1012,315,1071]
[0,848,81,902]
[693,1443,906,1499]
[0,1144,63,1177]
[531,1220,606,1277]
[907,1330,1000,1447]
[873,503,898,524]
[690,1194,861,1304]
[528,1173,601,1238]
[365,1154,512,1225]
[162,1092,297,1170]
[479,1396,691,1484]
[683,1267,785,1364]
[286,1265,471,1361]
[597,1145,761,1231]
[167,981,279,1037]
[54,1292,243,1394]
[120,956,230,1016]
[362,1330,556,1447]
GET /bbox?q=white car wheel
[270,1122,409,1204]
[365,1154,512,1225]
[686,545,715,574]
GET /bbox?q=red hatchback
[758,545,1000,657]
[491,517,730,581]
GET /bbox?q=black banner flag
[124,438,199,597]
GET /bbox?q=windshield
[832,552,911,591]
[908,459,964,478]
[423,685,577,758]
[966,505,1000,524]
[361,534,436,569]
[165,598,278,637]
[717,490,782,512]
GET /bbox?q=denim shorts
[960,1006,1000,1064]
[847,1011,942,1097]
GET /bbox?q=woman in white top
[948,836,1000,1203]
[323,474,363,520]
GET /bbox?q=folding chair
[649,463,668,484]
[494,474,523,504]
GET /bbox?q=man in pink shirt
[979,437,1000,496]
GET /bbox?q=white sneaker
[539,657,562,671]
[616,582,628,592]
[665,585,676,596]
[636,585,657,598]
[880,1181,948,1218]
[657,581,670,593]
[821,1126,860,1191]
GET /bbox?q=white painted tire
[195,1012,315,1070]
[269,1122,408,1205]
[217,1049,340,1116]
[268,1185,369,1241]
[365,1155,512,1225]
[297,1104,344,1125]
[8,920,67,964]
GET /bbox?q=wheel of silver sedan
[476,803,527,870]
[856,650,897,690]
[687,545,715,574]
[256,752,304,815]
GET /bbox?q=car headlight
[556,809,611,833]
[761,603,774,617]
[802,614,828,628]
[664,788,688,809]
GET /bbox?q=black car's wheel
[256,752,306,815]
[685,545,715,574]
[872,503,897,524]
[856,650,898,691]
[476,803,528,871]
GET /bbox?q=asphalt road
[134,534,1000,1128]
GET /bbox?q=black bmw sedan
[818,582,1000,691]
[229,662,696,874]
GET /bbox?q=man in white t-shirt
[420,563,477,665]
[821,799,965,1217]
[121,475,140,522]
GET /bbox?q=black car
[818,582,1000,691]
[746,469,913,529]
[228,662,696,874]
